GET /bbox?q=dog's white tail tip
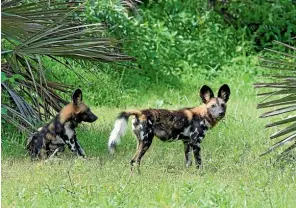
[108,141,116,154]
[108,117,128,154]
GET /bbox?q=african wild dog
[108,84,230,169]
[27,89,98,159]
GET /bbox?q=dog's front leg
[74,136,86,157]
[183,141,192,167]
[189,124,205,169]
[62,135,77,155]
[192,143,202,168]
[65,132,86,157]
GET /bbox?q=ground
[2,87,296,207]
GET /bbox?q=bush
[85,0,253,88]
[214,0,296,50]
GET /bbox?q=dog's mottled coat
[27,89,98,159]
[108,84,230,168]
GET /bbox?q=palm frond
[121,0,142,12]
[255,40,296,155]
[2,1,134,62]
[1,0,135,135]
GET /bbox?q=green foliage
[215,0,296,49]
[85,0,253,87]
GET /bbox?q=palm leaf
[121,0,142,12]
[256,40,296,155]
[265,116,296,128]
[259,105,296,118]
[1,0,135,135]
[260,133,296,156]
[257,95,296,108]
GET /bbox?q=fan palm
[1,0,134,135]
[121,0,142,11]
[254,40,296,155]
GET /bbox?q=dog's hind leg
[130,139,141,167]
[130,118,154,172]
[135,133,154,172]
[130,118,141,168]
[48,147,60,160]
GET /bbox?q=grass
[2,82,296,208]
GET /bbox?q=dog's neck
[190,105,217,128]
[54,113,79,131]
[65,115,79,129]
[204,114,216,128]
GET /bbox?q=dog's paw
[185,161,192,168]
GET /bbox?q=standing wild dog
[108,84,230,169]
[27,89,98,159]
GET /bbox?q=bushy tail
[108,110,141,153]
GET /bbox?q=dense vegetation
[1,0,296,207]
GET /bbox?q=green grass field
[2,83,296,208]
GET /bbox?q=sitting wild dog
[27,89,98,159]
[108,84,230,169]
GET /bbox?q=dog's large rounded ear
[218,84,230,103]
[200,85,214,104]
[72,89,83,106]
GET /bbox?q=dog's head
[70,89,98,123]
[200,84,230,122]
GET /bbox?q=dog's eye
[211,104,216,108]
[221,103,225,108]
